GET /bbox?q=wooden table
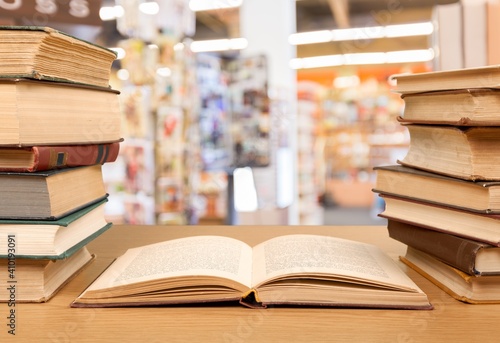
[5,225,500,342]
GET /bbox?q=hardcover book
[461,0,488,68]
[431,2,463,71]
[0,247,94,303]
[379,195,500,246]
[0,26,116,88]
[0,165,108,220]
[387,220,500,276]
[0,142,120,172]
[398,125,500,181]
[398,89,500,126]
[390,64,500,94]
[401,246,500,304]
[0,78,122,146]
[71,234,432,310]
[0,199,111,259]
[373,165,500,213]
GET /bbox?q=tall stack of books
[373,65,500,304]
[0,26,122,302]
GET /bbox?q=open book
[72,234,432,309]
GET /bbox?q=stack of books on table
[373,65,500,304]
[0,26,122,303]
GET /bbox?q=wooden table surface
[5,224,500,342]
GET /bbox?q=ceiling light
[386,49,434,63]
[139,1,159,15]
[189,0,243,12]
[290,22,434,45]
[290,49,434,69]
[288,30,332,45]
[290,55,344,69]
[385,22,434,38]
[332,26,385,41]
[99,5,124,21]
[344,52,386,65]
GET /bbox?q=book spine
[387,220,483,275]
[31,143,120,172]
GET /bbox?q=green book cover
[0,223,113,260]
[0,199,111,260]
[0,165,91,178]
[0,198,107,226]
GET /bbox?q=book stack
[373,65,500,304]
[0,26,122,303]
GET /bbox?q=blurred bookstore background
[3,0,497,225]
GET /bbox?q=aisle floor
[323,206,387,226]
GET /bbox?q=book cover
[401,246,500,304]
[431,3,463,71]
[379,194,500,246]
[373,165,500,213]
[390,65,500,94]
[388,219,500,276]
[0,199,112,259]
[0,223,112,260]
[0,165,108,220]
[487,0,500,65]
[0,198,105,226]
[0,142,121,172]
[461,0,488,68]
[0,78,122,146]
[0,247,96,302]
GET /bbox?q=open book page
[251,234,420,291]
[84,236,253,292]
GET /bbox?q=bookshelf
[319,77,408,207]
[297,81,325,225]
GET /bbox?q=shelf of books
[297,81,325,225]
[104,36,202,226]
[195,54,230,224]
[107,39,278,225]
[318,75,408,208]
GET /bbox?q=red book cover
[0,142,120,172]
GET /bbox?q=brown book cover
[0,142,121,172]
[387,219,500,276]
